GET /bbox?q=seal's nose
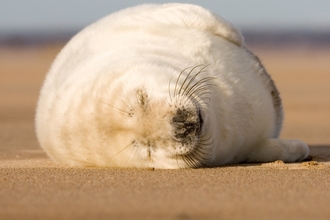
[172,108,200,145]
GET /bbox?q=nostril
[173,115,185,123]
[175,127,186,135]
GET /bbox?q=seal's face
[97,66,214,168]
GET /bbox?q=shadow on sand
[308,145,330,162]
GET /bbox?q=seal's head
[93,65,214,168]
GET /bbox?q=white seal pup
[35,3,309,168]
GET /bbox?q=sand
[0,44,330,220]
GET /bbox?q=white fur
[36,3,309,168]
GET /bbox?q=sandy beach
[0,44,329,220]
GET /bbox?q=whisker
[126,142,138,165]
[184,88,211,103]
[181,88,212,108]
[200,133,213,142]
[200,138,214,146]
[169,67,188,102]
[179,66,203,95]
[181,154,196,168]
[182,151,201,168]
[101,101,133,117]
[196,96,213,110]
[109,141,135,160]
[120,97,134,112]
[185,82,217,103]
[169,74,174,102]
[191,91,212,103]
[174,66,194,100]
[179,66,207,97]
[186,86,214,105]
[177,65,205,98]
[184,77,216,98]
[180,131,215,168]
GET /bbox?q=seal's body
[36,4,309,168]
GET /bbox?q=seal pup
[35,3,309,168]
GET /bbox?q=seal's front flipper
[247,139,309,163]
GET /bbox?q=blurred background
[1,0,330,46]
[0,0,329,150]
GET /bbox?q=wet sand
[0,45,330,220]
